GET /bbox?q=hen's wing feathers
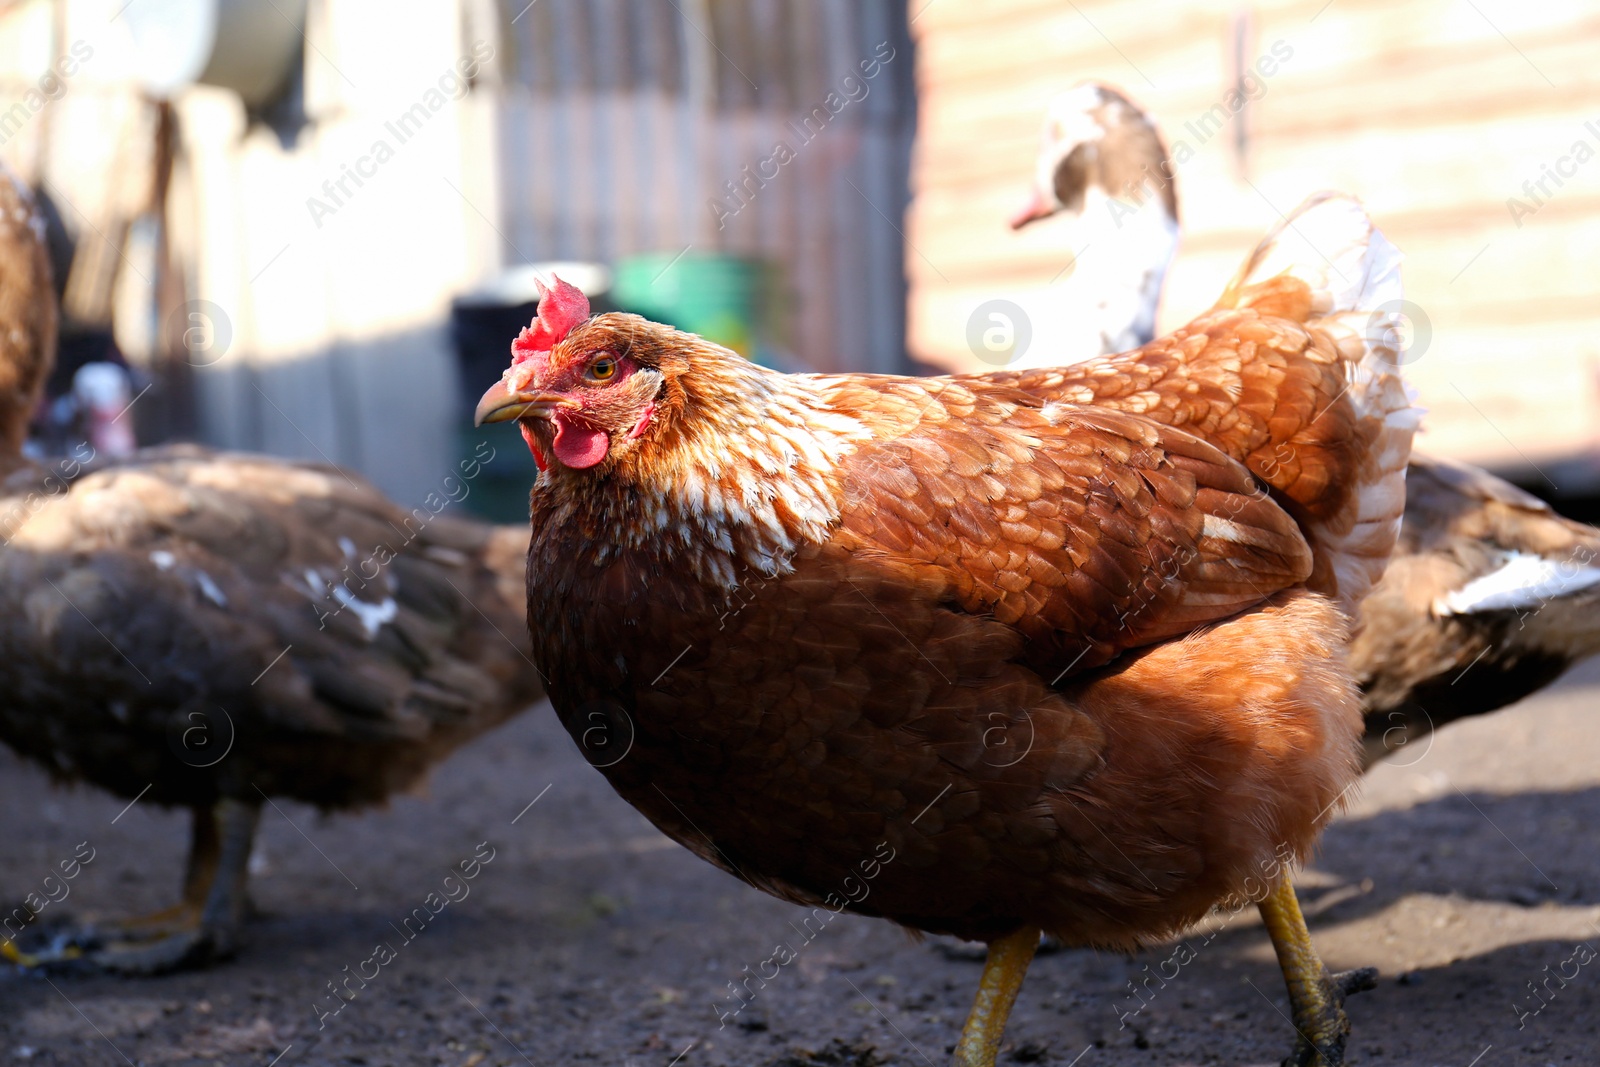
[988,194,1415,610]
[1405,453,1551,518]
[1,449,536,744]
[989,313,1352,519]
[829,379,1313,679]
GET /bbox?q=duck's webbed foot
[7,799,258,976]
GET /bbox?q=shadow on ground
[3,664,1599,1066]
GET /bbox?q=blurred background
[0,0,1596,520]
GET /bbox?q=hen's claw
[1259,879,1375,1067]
[1280,965,1378,1067]
[1,939,43,967]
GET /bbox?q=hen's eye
[589,356,618,381]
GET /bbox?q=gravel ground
[3,659,1598,1067]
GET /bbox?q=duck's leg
[95,804,223,941]
[952,924,1041,1067]
[193,798,259,957]
[84,798,259,974]
[1258,878,1377,1067]
[183,802,223,906]
[2,804,225,968]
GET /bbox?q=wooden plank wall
[908,0,1600,482]
[496,0,918,374]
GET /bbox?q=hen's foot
[1259,878,1376,1067]
[2,938,68,968]
[1280,965,1377,1067]
[5,913,241,974]
[1,904,210,973]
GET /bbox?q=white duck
[1007,83,1180,365]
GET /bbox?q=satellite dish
[120,0,308,107]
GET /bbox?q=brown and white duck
[1008,82,1179,364]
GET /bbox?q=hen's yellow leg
[952,925,1040,1067]
[1258,879,1376,1067]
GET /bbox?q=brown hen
[0,168,543,973]
[478,194,1415,1066]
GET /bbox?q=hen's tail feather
[1220,190,1403,321]
[1222,192,1420,610]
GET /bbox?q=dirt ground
[3,659,1599,1067]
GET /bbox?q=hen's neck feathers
[534,353,871,588]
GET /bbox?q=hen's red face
[474,277,664,472]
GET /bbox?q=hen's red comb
[511,275,591,364]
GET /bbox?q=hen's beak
[474,380,578,426]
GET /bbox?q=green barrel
[612,253,771,362]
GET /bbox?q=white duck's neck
[1074,184,1179,354]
